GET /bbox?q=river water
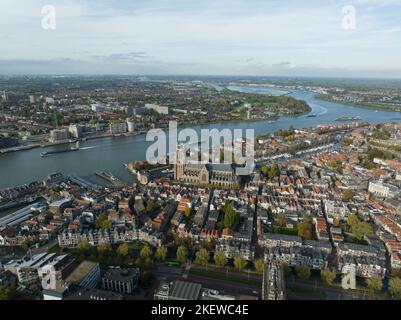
[1,87,400,189]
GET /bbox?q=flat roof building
[4,253,69,285]
[66,261,101,289]
[154,280,202,300]
[102,268,139,295]
[64,286,123,300]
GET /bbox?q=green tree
[201,239,216,251]
[0,285,16,300]
[347,215,360,229]
[276,213,287,228]
[353,221,373,240]
[298,220,312,240]
[361,159,377,170]
[261,165,269,176]
[176,246,188,264]
[142,257,154,270]
[95,213,112,229]
[342,137,353,146]
[269,162,280,180]
[155,246,168,262]
[140,244,153,260]
[285,135,295,142]
[49,188,63,201]
[146,200,158,215]
[77,241,91,254]
[117,243,130,258]
[222,201,240,230]
[342,189,354,202]
[295,265,310,280]
[391,268,401,278]
[21,239,34,252]
[372,127,391,140]
[365,277,383,293]
[321,269,336,285]
[346,215,373,240]
[233,256,247,272]
[389,277,401,299]
[214,251,228,268]
[195,248,210,267]
[254,259,265,274]
[184,207,191,217]
[328,160,341,171]
[97,242,112,256]
[368,147,392,160]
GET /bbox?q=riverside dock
[95,171,128,187]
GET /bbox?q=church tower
[174,145,185,181]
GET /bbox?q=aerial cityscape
[1,0,401,308]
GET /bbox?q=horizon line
[1,74,401,81]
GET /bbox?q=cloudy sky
[0,0,401,77]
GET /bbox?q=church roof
[185,163,204,170]
[185,163,234,174]
[207,163,234,173]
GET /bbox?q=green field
[189,269,262,287]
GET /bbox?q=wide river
[1,87,401,189]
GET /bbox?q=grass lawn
[195,263,263,277]
[287,285,327,299]
[189,269,262,287]
[273,226,299,236]
[47,243,60,254]
[287,275,384,298]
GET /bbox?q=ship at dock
[335,116,361,122]
[40,147,79,157]
[95,170,127,187]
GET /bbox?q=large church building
[173,145,240,189]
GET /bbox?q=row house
[266,245,328,270]
[338,255,386,279]
[337,242,387,278]
[216,238,255,261]
[259,233,303,249]
[58,228,141,247]
[262,235,331,270]
[382,239,401,270]
[314,217,330,241]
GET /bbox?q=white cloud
[0,0,400,76]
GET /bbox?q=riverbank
[0,131,145,155]
[315,94,401,113]
[0,144,41,154]
[0,114,290,157]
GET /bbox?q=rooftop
[64,286,123,300]
[49,198,72,208]
[66,261,99,284]
[169,280,202,300]
[102,268,139,282]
